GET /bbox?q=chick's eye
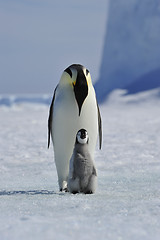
[86,69,89,76]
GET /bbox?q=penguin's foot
[59,180,68,192]
[84,190,93,194]
[60,187,69,192]
[71,191,79,194]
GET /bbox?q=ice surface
[0,90,160,240]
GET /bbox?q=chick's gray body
[68,143,97,194]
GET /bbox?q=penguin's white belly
[52,87,98,186]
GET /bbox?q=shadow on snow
[0,190,63,196]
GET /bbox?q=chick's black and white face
[76,129,89,144]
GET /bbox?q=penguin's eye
[86,69,89,76]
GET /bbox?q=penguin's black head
[64,64,89,116]
[76,129,89,145]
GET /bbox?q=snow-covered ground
[0,89,160,240]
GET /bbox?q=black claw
[60,188,69,192]
[71,191,79,194]
[84,190,93,194]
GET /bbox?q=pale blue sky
[0,0,108,94]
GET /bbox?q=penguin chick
[68,129,97,194]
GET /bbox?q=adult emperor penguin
[48,64,102,191]
[68,129,97,194]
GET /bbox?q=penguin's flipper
[92,166,97,176]
[96,101,102,149]
[48,85,58,148]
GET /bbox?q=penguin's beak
[73,70,88,116]
[81,131,86,139]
